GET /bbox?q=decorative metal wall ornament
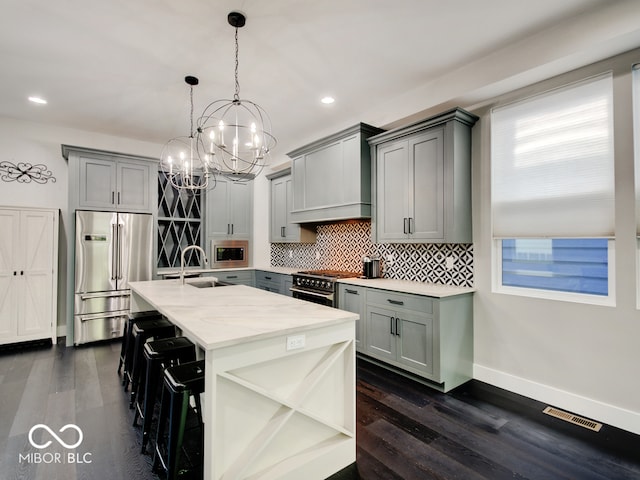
[0,161,56,184]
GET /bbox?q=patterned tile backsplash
[270,220,473,287]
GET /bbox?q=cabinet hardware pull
[395,317,400,336]
[227,275,238,279]
[118,191,121,205]
[403,218,408,234]
[409,217,413,234]
[387,299,404,306]
[281,226,285,237]
[112,191,115,204]
[231,224,234,234]
[227,224,230,234]
[21,271,24,275]
[13,271,17,276]
[265,276,272,280]
[345,289,358,295]
[390,317,395,335]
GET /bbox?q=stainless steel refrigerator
[74,210,153,345]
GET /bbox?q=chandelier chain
[234,26,240,101]
[189,83,194,138]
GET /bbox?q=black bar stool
[133,336,197,454]
[126,317,176,406]
[153,360,205,480]
[118,311,163,378]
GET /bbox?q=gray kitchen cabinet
[337,284,366,351]
[369,108,478,243]
[77,153,153,212]
[205,269,254,286]
[268,170,316,243]
[255,270,293,296]
[255,270,284,294]
[63,145,155,214]
[206,178,252,239]
[355,286,473,392]
[287,123,384,223]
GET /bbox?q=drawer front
[212,270,254,285]
[366,289,433,314]
[255,270,280,283]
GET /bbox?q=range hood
[287,123,384,224]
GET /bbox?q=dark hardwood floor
[1,339,639,480]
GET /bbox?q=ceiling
[2,0,640,161]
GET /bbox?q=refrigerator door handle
[78,311,128,322]
[117,223,123,280]
[111,223,118,280]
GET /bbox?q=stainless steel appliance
[210,239,249,268]
[291,270,360,307]
[74,210,153,345]
[362,255,381,278]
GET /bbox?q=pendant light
[195,11,276,183]
[160,75,215,191]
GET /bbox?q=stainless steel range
[290,270,360,307]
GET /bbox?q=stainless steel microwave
[211,239,249,268]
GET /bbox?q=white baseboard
[474,364,640,436]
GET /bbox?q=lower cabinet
[255,270,292,296]
[339,283,473,392]
[337,285,366,351]
[206,269,254,286]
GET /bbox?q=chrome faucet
[180,245,208,285]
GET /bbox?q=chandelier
[160,11,276,191]
[160,75,214,191]
[196,11,276,182]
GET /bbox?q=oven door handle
[290,286,334,301]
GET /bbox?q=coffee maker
[362,255,381,278]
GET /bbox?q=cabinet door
[79,156,117,209]
[376,139,409,241]
[0,210,19,339]
[364,305,396,361]
[116,161,151,212]
[270,176,288,241]
[338,285,365,351]
[206,179,231,236]
[228,181,252,237]
[410,129,444,241]
[18,211,55,337]
[396,311,434,375]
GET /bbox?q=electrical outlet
[286,334,305,351]
[288,249,293,258]
[386,254,394,267]
[445,256,456,270]
[315,250,321,260]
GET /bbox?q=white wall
[0,117,163,336]
[471,50,640,435]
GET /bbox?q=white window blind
[491,74,615,238]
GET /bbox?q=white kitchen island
[128,279,357,480]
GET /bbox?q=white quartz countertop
[336,277,475,297]
[129,280,357,350]
[159,266,299,277]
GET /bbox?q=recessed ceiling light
[321,96,335,105]
[28,96,47,105]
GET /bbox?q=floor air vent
[543,406,602,432]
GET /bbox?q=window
[491,74,615,303]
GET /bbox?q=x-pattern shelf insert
[157,171,202,269]
[213,340,354,479]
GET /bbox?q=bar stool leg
[166,390,190,480]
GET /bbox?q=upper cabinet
[268,169,316,243]
[205,177,253,239]
[287,123,384,224]
[369,108,478,244]
[63,145,156,214]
